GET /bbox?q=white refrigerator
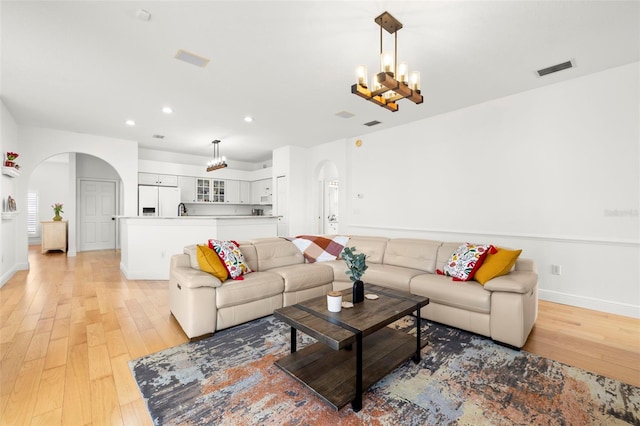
[138,186,181,217]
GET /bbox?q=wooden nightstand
[41,220,67,253]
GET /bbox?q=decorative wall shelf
[2,167,20,178]
[1,211,18,220]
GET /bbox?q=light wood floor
[1,247,639,425]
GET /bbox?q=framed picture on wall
[7,196,16,212]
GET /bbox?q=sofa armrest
[483,270,538,294]
[171,253,192,269]
[170,254,222,289]
[514,258,536,273]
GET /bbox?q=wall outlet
[551,264,562,275]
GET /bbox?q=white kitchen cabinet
[250,178,272,204]
[178,176,196,202]
[223,180,250,204]
[239,181,250,204]
[225,180,240,203]
[41,220,67,253]
[139,173,178,187]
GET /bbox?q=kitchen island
[119,216,278,279]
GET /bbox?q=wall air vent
[536,60,575,77]
[152,134,165,139]
[364,120,381,127]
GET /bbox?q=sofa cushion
[289,235,349,263]
[253,239,304,271]
[345,236,389,264]
[325,259,350,282]
[216,272,284,309]
[410,274,491,314]
[196,244,229,281]
[358,264,426,292]
[237,242,258,272]
[383,239,442,273]
[436,242,463,272]
[474,247,522,285]
[268,263,334,292]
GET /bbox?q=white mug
[327,291,342,312]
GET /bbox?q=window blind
[27,192,38,235]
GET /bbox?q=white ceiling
[2,1,638,165]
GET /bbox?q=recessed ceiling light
[136,9,151,22]
[162,106,173,114]
[244,116,253,123]
[125,120,135,126]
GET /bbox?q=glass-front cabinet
[196,178,211,202]
[212,180,225,203]
[196,178,225,203]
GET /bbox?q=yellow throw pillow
[196,244,229,281]
[474,247,522,285]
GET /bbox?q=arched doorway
[28,152,122,255]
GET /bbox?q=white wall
[273,145,311,236]
[0,101,20,286]
[301,62,639,318]
[28,156,70,242]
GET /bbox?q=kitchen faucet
[178,203,187,216]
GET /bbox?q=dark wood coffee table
[273,284,429,412]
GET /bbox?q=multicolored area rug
[129,316,640,425]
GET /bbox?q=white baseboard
[0,268,15,288]
[538,289,640,319]
[120,262,168,280]
[0,262,29,288]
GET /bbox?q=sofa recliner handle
[177,283,182,290]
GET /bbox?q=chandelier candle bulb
[381,52,394,75]
[398,62,408,83]
[410,71,421,92]
[372,73,382,91]
[356,65,368,87]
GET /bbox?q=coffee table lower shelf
[275,326,427,411]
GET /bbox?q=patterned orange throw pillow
[439,243,495,281]
[208,239,252,280]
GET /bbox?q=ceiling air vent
[364,120,381,127]
[536,60,575,77]
[335,111,355,119]
[175,49,210,68]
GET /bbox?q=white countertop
[118,215,278,219]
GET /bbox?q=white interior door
[276,175,288,236]
[79,179,116,251]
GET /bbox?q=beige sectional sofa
[169,235,538,348]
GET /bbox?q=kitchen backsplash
[185,203,273,216]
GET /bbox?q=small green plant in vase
[52,203,64,221]
[341,246,368,303]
